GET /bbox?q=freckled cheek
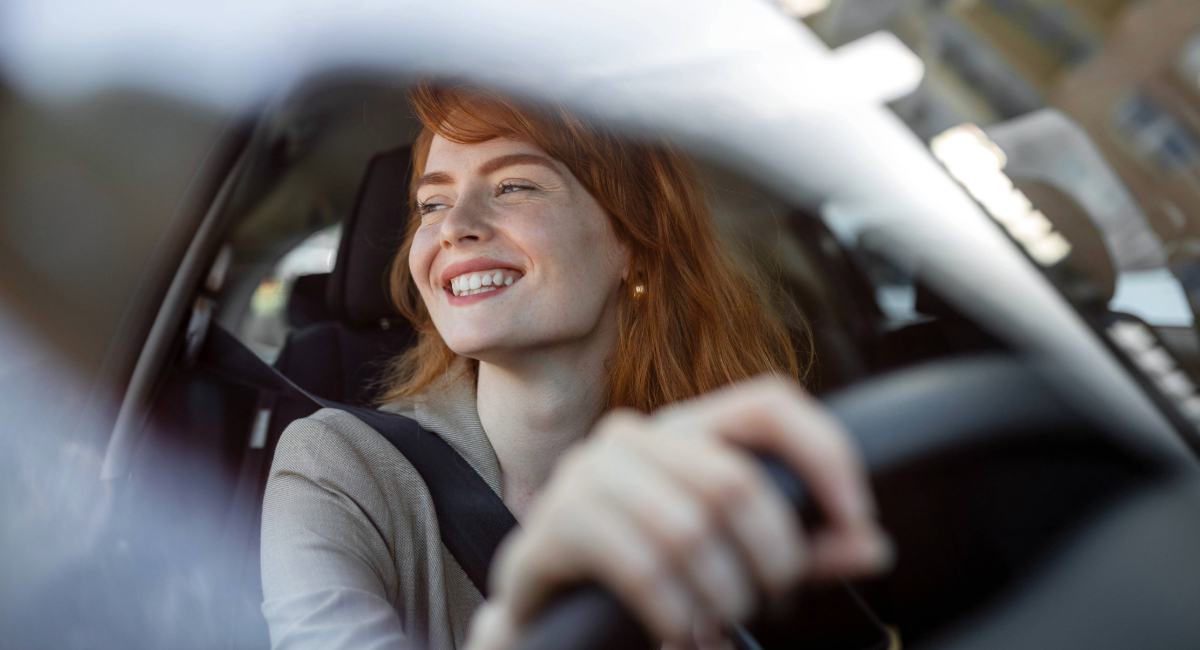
[563,220,622,284]
[409,229,440,297]
[515,205,592,267]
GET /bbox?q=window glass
[1110,268,1194,327]
[238,224,341,362]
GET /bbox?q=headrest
[326,146,413,328]
[287,272,332,328]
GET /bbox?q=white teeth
[448,268,521,297]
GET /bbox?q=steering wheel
[510,354,1199,650]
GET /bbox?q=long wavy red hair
[376,82,808,412]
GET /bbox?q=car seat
[274,145,417,405]
[223,145,418,649]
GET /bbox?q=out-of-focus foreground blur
[4,1,1200,649]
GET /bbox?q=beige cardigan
[260,368,500,650]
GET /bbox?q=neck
[475,331,615,520]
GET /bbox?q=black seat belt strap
[198,323,518,597]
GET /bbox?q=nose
[439,195,494,250]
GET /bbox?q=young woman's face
[409,135,629,361]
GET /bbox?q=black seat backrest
[285,272,331,330]
[274,146,417,406]
[223,146,418,650]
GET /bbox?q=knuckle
[556,445,591,475]
[745,372,791,397]
[559,447,615,488]
[661,507,710,558]
[622,554,666,593]
[761,378,805,410]
[808,431,852,466]
[594,408,647,439]
[644,412,681,439]
[707,458,760,509]
[535,484,591,529]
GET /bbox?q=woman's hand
[465,375,892,650]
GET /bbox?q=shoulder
[273,408,402,477]
[261,409,444,631]
[262,404,484,640]
[268,407,437,525]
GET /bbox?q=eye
[496,181,535,196]
[417,200,448,216]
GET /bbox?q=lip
[446,281,516,306]
[439,257,524,290]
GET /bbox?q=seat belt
[197,323,518,597]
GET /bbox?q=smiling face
[408,135,629,363]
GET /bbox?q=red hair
[376,82,808,412]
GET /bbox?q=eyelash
[416,200,439,216]
[497,180,534,195]
[417,181,534,216]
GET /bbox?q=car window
[1110,268,1193,327]
[237,224,341,362]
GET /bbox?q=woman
[260,83,891,650]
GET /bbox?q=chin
[443,332,520,359]
[446,327,576,364]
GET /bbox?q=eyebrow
[412,153,562,195]
[412,171,454,195]
[478,153,560,176]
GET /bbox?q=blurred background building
[806,0,1200,251]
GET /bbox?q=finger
[805,523,894,579]
[592,446,757,621]
[463,601,517,650]
[589,407,648,444]
[668,376,876,531]
[491,499,698,642]
[640,438,806,594]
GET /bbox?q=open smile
[446,268,523,296]
[440,263,526,305]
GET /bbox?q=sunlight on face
[408,135,629,362]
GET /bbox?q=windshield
[803,0,1200,420]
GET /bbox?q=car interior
[82,77,1200,650]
